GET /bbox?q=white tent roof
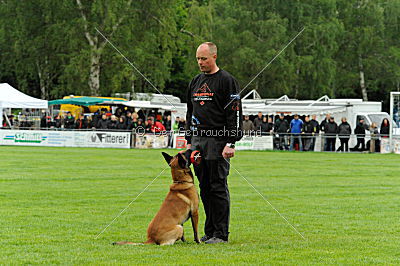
[0,83,48,109]
[0,83,48,127]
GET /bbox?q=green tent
[48,97,127,106]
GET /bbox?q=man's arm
[224,77,243,144]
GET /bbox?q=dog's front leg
[190,209,200,243]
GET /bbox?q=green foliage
[0,0,399,104]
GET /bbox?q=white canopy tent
[0,83,48,127]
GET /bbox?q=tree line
[0,0,399,107]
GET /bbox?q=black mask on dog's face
[162,150,192,169]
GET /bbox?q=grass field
[0,146,399,264]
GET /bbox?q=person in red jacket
[147,116,166,133]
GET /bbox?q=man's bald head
[197,42,217,56]
[196,42,219,74]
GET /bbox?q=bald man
[185,42,243,244]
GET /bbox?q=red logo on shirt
[200,101,205,105]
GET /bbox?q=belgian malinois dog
[113,150,200,245]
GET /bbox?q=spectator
[380,118,390,138]
[324,116,338,151]
[310,114,320,151]
[337,117,351,152]
[75,115,88,129]
[260,117,268,135]
[96,114,109,130]
[320,113,331,151]
[87,116,96,129]
[274,113,289,150]
[116,116,127,130]
[260,117,273,135]
[125,111,133,127]
[147,116,166,133]
[302,116,313,151]
[242,115,255,135]
[178,117,186,131]
[289,114,303,151]
[64,112,75,129]
[320,113,331,132]
[367,123,380,152]
[129,116,139,130]
[253,112,263,130]
[164,115,172,131]
[351,118,367,151]
[54,114,62,128]
[173,117,180,132]
[107,115,118,130]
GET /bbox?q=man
[309,114,320,151]
[185,42,243,244]
[352,118,366,151]
[337,117,351,152]
[242,115,255,135]
[64,112,75,129]
[147,116,166,133]
[320,113,331,151]
[324,116,338,151]
[289,114,303,151]
[274,113,289,150]
[96,114,109,130]
[75,114,88,129]
[301,116,313,151]
[253,112,263,130]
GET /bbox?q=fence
[1,128,399,153]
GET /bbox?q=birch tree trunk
[359,56,368,101]
[89,47,101,96]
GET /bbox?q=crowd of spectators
[243,112,391,152]
[3,109,392,153]
[38,108,189,134]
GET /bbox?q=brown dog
[113,150,200,245]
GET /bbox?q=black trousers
[191,137,230,240]
[326,137,336,151]
[338,138,349,152]
[353,138,365,150]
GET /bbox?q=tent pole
[0,107,3,128]
[3,109,12,128]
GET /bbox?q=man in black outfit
[185,42,243,244]
[325,116,338,151]
[352,118,366,151]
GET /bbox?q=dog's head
[162,150,192,169]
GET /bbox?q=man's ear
[162,152,173,165]
[177,152,187,169]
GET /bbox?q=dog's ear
[177,152,187,169]
[162,152,173,165]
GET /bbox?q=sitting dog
[113,150,200,245]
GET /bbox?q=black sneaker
[204,237,228,244]
[200,235,211,242]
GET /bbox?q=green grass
[0,146,399,264]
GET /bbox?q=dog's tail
[112,239,155,246]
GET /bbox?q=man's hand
[187,144,192,149]
[222,146,235,158]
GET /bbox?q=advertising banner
[235,136,274,150]
[0,130,131,149]
[135,134,168,149]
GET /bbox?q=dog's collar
[173,180,194,184]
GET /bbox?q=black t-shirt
[185,69,243,144]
